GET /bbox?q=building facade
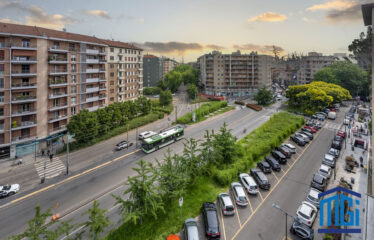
[160,57,178,79]
[0,22,108,158]
[103,40,143,103]
[143,54,160,87]
[198,51,273,97]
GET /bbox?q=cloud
[233,43,285,54]
[205,44,226,50]
[83,10,111,19]
[249,12,287,22]
[0,18,22,24]
[134,42,226,55]
[118,14,145,23]
[0,1,76,29]
[307,1,356,11]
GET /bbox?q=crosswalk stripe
[34,157,65,179]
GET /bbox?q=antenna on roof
[62,28,66,32]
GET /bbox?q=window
[119,49,122,53]
[110,48,114,52]
[0,108,3,116]
[119,56,122,61]
[71,107,76,115]
[0,78,4,88]
[22,104,30,112]
[71,75,76,83]
[71,97,76,105]
[71,54,76,62]
[0,93,3,103]
[53,41,59,49]
[71,64,76,73]
[22,78,29,86]
[110,81,114,85]
[110,72,114,77]
[22,39,30,48]
[110,97,114,102]
[0,64,3,75]
[110,64,114,69]
[21,65,30,73]
[110,56,114,61]
[53,98,59,106]
[69,43,75,51]
[71,86,76,94]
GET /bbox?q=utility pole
[136,127,138,147]
[175,105,177,123]
[34,137,38,162]
[66,133,69,175]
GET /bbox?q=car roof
[284,143,295,149]
[221,194,233,206]
[325,154,334,160]
[185,218,197,225]
[308,188,320,199]
[243,175,256,185]
[320,164,330,171]
[260,161,270,167]
[299,202,314,216]
[233,184,245,196]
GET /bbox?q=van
[328,111,336,120]
[138,131,157,140]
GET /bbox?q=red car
[337,130,346,139]
[303,125,317,133]
[329,108,336,112]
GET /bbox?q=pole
[34,137,37,162]
[66,133,69,175]
[285,213,288,240]
[175,105,177,123]
[136,127,138,147]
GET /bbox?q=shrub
[176,101,227,124]
[143,87,160,95]
[246,103,262,111]
[234,101,245,105]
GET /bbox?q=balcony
[48,46,68,53]
[99,68,106,73]
[11,57,37,64]
[12,121,37,130]
[86,77,99,83]
[49,92,68,99]
[11,70,37,77]
[0,124,4,133]
[49,103,69,111]
[86,68,99,73]
[85,96,99,102]
[12,109,37,117]
[10,44,37,50]
[48,115,68,123]
[11,83,37,90]
[49,125,67,135]
[87,105,99,112]
[99,59,107,63]
[86,87,99,93]
[12,95,37,103]
[99,94,107,100]
[48,57,68,64]
[86,49,99,55]
[86,59,99,64]
[12,134,37,144]
[99,78,107,82]
[99,86,107,91]
[49,80,68,87]
[49,70,68,76]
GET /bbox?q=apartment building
[295,52,335,85]
[0,22,107,158]
[143,54,160,87]
[160,57,178,79]
[103,40,143,103]
[198,51,273,97]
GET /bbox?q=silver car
[306,188,321,208]
[230,182,248,206]
[184,218,200,240]
[239,173,258,195]
[282,143,296,154]
[296,133,310,143]
[218,193,235,216]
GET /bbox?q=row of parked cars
[183,143,300,239]
[290,120,322,147]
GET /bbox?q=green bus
[141,126,184,153]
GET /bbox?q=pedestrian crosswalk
[324,122,342,131]
[34,157,65,179]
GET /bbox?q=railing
[49,69,68,74]
[11,70,36,75]
[48,57,68,62]
[50,125,67,133]
[48,46,68,51]
[12,135,36,142]
[99,59,107,63]
[49,115,68,121]
[99,94,107,99]
[49,80,68,85]
[12,109,37,115]
[12,83,37,88]
[11,57,37,62]
[50,103,68,108]
[12,121,36,128]
[10,43,37,49]
[12,96,36,101]
[49,92,68,98]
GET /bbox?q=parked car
[328,148,340,158]
[0,184,19,198]
[300,131,313,140]
[315,114,325,121]
[115,140,133,151]
[265,155,281,171]
[296,133,310,143]
[318,164,332,179]
[184,218,200,240]
[202,202,221,239]
[334,135,344,143]
[302,128,313,134]
[311,173,327,191]
[296,201,317,227]
[217,193,235,216]
[317,112,327,117]
[230,182,248,206]
[276,146,291,158]
[282,143,296,154]
[337,130,346,139]
[328,111,336,120]
[239,173,258,195]
[303,125,317,133]
[343,118,350,125]
[306,188,321,208]
[291,135,306,146]
[138,131,157,140]
[290,219,315,240]
[257,161,272,173]
[250,168,270,190]
[271,150,287,164]
[322,154,335,168]
[331,140,342,150]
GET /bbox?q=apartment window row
[125,71,137,76]
[125,93,136,98]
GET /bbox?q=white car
[318,164,332,179]
[139,131,157,140]
[282,143,296,154]
[239,173,258,195]
[343,118,350,125]
[306,188,321,208]
[230,182,248,206]
[296,201,318,227]
[0,184,20,197]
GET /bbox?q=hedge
[234,101,245,105]
[247,103,262,111]
[176,101,228,124]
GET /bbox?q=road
[0,99,283,238]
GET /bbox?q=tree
[187,84,198,100]
[164,71,182,93]
[143,87,160,96]
[9,205,54,240]
[159,90,172,106]
[112,160,164,225]
[313,68,337,84]
[135,96,151,115]
[82,200,111,240]
[212,123,237,166]
[182,68,199,85]
[348,26,372,71]
[67,110,99,143]
[200,130,216,168]
[254,87,273,105]
[180,138,202,179]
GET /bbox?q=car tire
[290,227,295,234]
[8,192,15,196]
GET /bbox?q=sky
[0,0,370,62]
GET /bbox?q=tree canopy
[158,64,199,93]
[159,90,172,106]
[187,84,198,100]
[348,26,372,71]
[254,87,273,105]
[286,81,351,114]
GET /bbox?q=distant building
[333,53,358,64]
[160,57,178,79]
[143,54,160,87]
[198,51,273,97]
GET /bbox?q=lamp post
[34,137,38,162]
[66,133,70,175]
[272,203,298,240]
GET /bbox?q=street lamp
[272,203,297,240]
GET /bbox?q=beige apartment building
[160,57,178,79]
[0,22,107,158]
[103,40,143,103]
[198,51,273,97]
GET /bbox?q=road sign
[179,197,183,207]
[192,113,196,122]
[348,125,351,130]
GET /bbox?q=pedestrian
[49,153,53,162]
[47,149,50,156]
[41,149,44,156]
[360,156,363,167]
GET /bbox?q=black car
[257,161,271,174]
[311,174,327,192]
[271,150,287,164]
[250,168,270,190]
[331,140,342,150]
[265,155,281,171]
[291,135,306,146]
[290,219,314,240]
[334,135,343,142]
[202,202,221,239]
[275,146,291,158]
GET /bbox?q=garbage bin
[41,177,45,184]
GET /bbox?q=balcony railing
[11,57,37,63]
[12,134,36,143]
[86,69,99,73]
[11,83,37,89]
[49,80,68,86]
[12,95,37,102]
[12,120,36,128]
[49,125,67,135]
[99,94,107,99]
[49,103,68,111]
[86,87,99,93]
[86,59,99,64]
[48,115,68,123]
[49,92,68,99]
[99,59,107,63]
[86,49,99,54]
[12,109,37,116]
[85,96,99,102]
[99,68,106,72]
[10,44,37,50]
[11,70,37,76]
[49,70,68,75]
[48,57,68,63]
[48,46,68,52]
[86,78,99,83]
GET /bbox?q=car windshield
[314,175,323,184]
[3,185,10,190]
[298,211,310,220]
[308,194,317,202]
[206,211,218,228]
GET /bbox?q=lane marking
[219,202,227,240]
[272,171,279,182]
[231,128,324,240]
[286,161,291,168]
[258,191,264,201]
[281,168,286,174]
[230,191,242,227]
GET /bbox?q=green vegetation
[143,87,160,96]
[176,101,229,124]
[286,81,351,115]
[254,87,273,105]
[313,61,370,98]
[348,26,372,72]
[82,200,111,240]
[158,64,198,93]
[191,96,210,104]
[159,90,173,106]
[186,83,198,100]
